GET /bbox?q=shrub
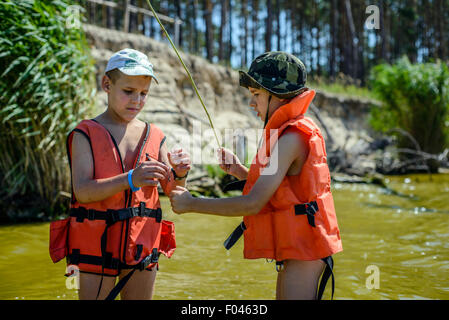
[0,0,95,221]
[369,56,449,172]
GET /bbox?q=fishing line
[145,0,221,148]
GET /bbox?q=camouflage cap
[239,51,307,99]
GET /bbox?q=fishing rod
[145,0,221,149]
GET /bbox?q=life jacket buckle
[305,202,318,215]
[138,248,159,271]
[127,207,137,218]
[106,209,118,224]
[155,208,162,223]
[139,202,146,216]
[294,201,318,227]
[87,209,96,221]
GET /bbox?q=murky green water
[0,174,448,300]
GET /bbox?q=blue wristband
[128,169,140,192]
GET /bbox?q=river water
[0,174,448,300]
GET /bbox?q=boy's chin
[119,113,139,123]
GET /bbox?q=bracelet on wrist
[171,168,188,181]
[128,169,141,192]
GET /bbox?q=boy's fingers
[142,162,170,173]
[143,180,159,186]
[142,168,168,178]
[144,157,170,171]
[171,148,183,153]
[171,152,189,159]
[144,172,166,180]
[169,152,190,162]
[170,157,191,166]
[176,156,191,164]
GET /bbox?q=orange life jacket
[61,119,176,277]
[225,90,342,262]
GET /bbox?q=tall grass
[369,56,449,172]
[0,0,95,221]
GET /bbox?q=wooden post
[123,0,130,32]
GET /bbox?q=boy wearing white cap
[66,48,190,300]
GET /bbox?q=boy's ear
[101,75,111,92]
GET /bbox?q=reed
[0,0,95,220]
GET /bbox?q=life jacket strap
[67,249,121,271]
[223,221,247,250]
[68,204,162,300]
[70,205,162,224]
[316,256,335,300]
[275,260,284,272]
[272,256,335,300]
[104,248,160,301]
[67,248,160,272]
[120,248,160,271]
[294,201,318,227]
[222,180,247,192]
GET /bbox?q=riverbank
[83,24,385,181]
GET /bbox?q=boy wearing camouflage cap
[66,48,191,300]
[169,52,342,300]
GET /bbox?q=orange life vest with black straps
[225,90,342,263]
[64,119,176,276]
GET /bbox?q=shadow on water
[0,174,448,300]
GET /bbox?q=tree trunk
[315,1,321,76]
[344,0,358,81]
[193,0,199,54]
[241,0,248,67]
[275,0,281,51]
[265,0,272,52]
[204,0,214,61]
[436,0,445,59]
[218,0,227,61]
[329,0,337,79]
[107,3,114,29]
[174,0,183,48]
[228,0,233,63]
[251,0,259,62]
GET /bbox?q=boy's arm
[169,132,308,216]
[71,132,130,203]
[71,132,167,204]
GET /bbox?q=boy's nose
[249,98,257,109]
[130,93,141,105]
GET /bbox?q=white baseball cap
[105,48,158,83]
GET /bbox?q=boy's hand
[168,148,191,179]
[217,147,243,176]
[169,186,193,214]
[132,159,170,187]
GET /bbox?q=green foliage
[0,0,95,220]
[308,78,378,101]
[205,164,227,181]
[369,57,449,169]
